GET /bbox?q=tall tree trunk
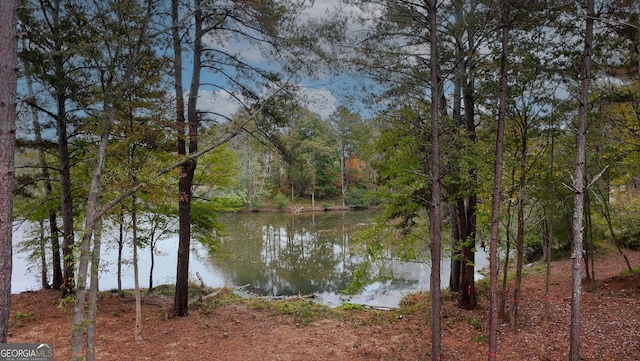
[0,0,18,343]
[510,132,526,330]
[457,32,478,309]
[449,0,463,294]
[427,1,442,359]
[173,0,202,317]
[544,130,555,322]
[48,0,76,297]
[57,53,75,299]
[569,0,593,358]
[488,1,509,358]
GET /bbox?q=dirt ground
[7,249,640,361]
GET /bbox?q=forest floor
[7,249,640,361]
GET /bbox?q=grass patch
[246,298,336,324]
[339,303,366,311]
[399,292,431,316]
[621,266,640,276]
[469,317,483,330]
[10,311,34,328]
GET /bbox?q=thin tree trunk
[569,0,593,358]
[510,127,527,330]
[499,199,513,320]
[583,183,592,283]
[49,213,62,290]
[598,183,633,272]
[132,198,142,341]
[427,1,442,359]
[0,0,18,342]
[38,220,48,289]
[449,203,461,292]
[148,239,155,294]
[86,215,102,361]
[488,1,509,357]
[544,131,555,322]
[51,0,75,297]
[118,212,124,295]
[585,189,595,288]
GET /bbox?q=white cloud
[195,89,243,122]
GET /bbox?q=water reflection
[12,210,489,308]
[213,211,367,297]
[213,210,488,308]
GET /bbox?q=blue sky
[192,0,370,121]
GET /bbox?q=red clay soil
[7,250,640,361]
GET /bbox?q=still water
[12,210,488,308]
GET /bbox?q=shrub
[524,236,543,262]
[272,193,290,210]
[621,232,640,250]
[345,188,369,208]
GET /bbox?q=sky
[194,0,364,121]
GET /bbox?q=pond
[12,210,489,308]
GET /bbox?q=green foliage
[209,191,246,212]
[247,298,334,325]
[342,262,372,295]
[11,311,34,328]
[272,193,290,210]
[191,199,222,251]
[398,293,431,316]
[344,188,368,207]
[339,303,366,311]
[621,233,640,250]
[469,317,483,330]
[250,196,264,210]
[524,236,544,263]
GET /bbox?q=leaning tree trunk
[488,1,510,358]
[598,182,633,272]
[0,0,18,343]
[86,215,103,361]
[71,121,111,361]
[569,0,593,359]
